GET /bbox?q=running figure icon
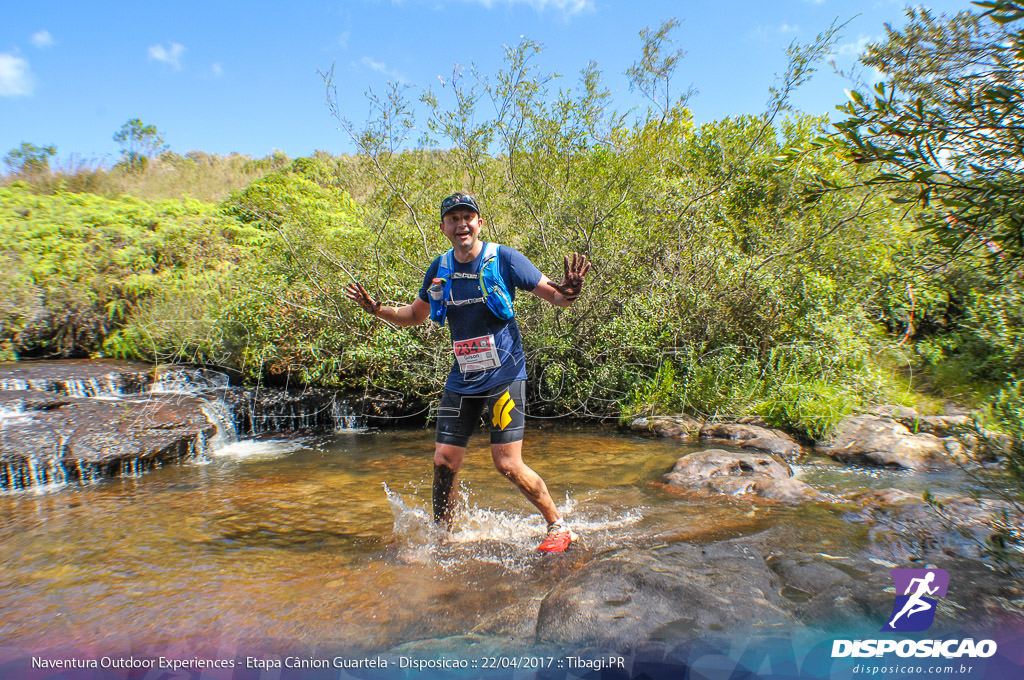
[888,572,939,628]
[882,568,949,632]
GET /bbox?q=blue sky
[1,0,974,166]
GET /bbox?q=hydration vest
[428,242,515,327]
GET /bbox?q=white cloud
[148,42,185,70]
[359,56,405,82]
[361,56,387,72]
[30,30,54,48]
[0,53,34,97]
[779,23,800,34]
[338,30,350,49]
[211,62,224,77]
[835,35,873,59]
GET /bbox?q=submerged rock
[535,541,796,648]
[662,449,822,502]
[846,488,918,506]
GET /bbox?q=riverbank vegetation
[2,3,1022,455]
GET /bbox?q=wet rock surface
[0,359,151,396]
[534,541,796,647]
[662,448,822,502]
[699,421,803,460]
[520,526,1023,651]
[0,388,214,488]
[629,415,703,439]
[0,360,376,491]
[629,416,802,460]
[815,414,964,470]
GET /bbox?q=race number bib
[453,334,501,373]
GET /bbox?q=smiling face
[440,207,483,258]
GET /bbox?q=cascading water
[200,398,238,452]
[0,361,365,491]
[332,399,366,432]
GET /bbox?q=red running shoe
[537,523,578,553]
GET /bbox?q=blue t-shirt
[418,243,543,394]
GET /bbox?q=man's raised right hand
[345,282,382,316]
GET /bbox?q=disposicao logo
[831,567,998,659]
[883,568,949,632]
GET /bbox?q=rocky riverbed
[1,361,1022,671]
[387,414,1024,659]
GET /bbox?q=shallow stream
[0,426,1004,658]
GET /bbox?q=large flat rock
[0,389,213,489]
[535,542,796,648]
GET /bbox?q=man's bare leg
[490,440,561,525]
[433,443,466,528]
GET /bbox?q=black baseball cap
[440,192,480,219]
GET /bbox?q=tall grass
[1,150,295,202]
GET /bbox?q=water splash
[383,483,645,570]
[0,403,33,428]
[211,439,306,460]
[384,482,445,564]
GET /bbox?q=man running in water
[346,192,591,552]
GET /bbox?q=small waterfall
[0,372,145,399]
[332,399,364,432]
[0,377,56,392]
[0,361,371,491]
[191,429,211,463]
[200,399,237,453]
[45,459,68,487]
[25,458,40,487]
[75,460,93,484]
[62,377,100,398]
[0,378,30,391]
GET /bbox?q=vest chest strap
[447,296,486,307]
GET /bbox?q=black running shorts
[435,380,526,447]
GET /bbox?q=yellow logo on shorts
[492,391,515,430]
